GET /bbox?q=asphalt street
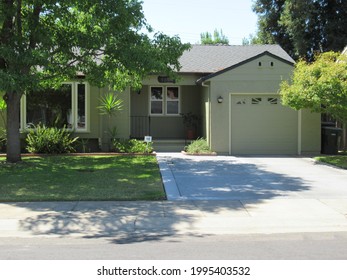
[1,232,347,260]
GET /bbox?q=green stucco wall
[205,54,321,155]
[300,109,321,154]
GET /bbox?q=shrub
[26,124,78,154]
[185,138,213,154]
[113,139,153,153]
[0,128,6,151]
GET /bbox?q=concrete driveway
[157,153,347,201]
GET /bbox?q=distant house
[5,44,322,154]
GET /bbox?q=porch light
[217,96,223,103]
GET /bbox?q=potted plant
[181,112,200,140]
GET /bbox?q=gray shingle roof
[178,44,295,74]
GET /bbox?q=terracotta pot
[186,129,196,140]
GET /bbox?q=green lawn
[315,155,347,169]
[0,155,165,201]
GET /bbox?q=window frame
[149,86,180,116]
[21,82,90,132]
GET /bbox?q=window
[267,97,278,105]
[166,87,179,114]
[150,87,163,114]
[22,82,89,131]
[252,97,262,104]
[150,86,180,115]
[236,98,247,105]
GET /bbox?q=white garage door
[231,95,298,155]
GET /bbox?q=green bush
[113,139,153,153]
[0,128,6,151]
[185,138,213,154]
[26,124,78,154]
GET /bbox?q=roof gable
[197,51,295,83]
[178,44,295,74]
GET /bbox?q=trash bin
[321,127,343,154]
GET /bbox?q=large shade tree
[252,0,347,60]
[0,0,189,163]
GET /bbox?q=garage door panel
[231,95,298,155]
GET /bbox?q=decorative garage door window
[267,97,278,105]
[234,96,280,106]
[251,97,262,104]
[235,98,247,105]
[150,86,180,115]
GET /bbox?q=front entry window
[150,87,163,114]
[150,86,180,115]
[166,87,179,115]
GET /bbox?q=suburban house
[3,44,322,155]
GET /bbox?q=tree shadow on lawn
[13,156,311,245]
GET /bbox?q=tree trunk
[5,91,22,163]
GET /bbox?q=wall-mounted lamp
[217,96,223,103]
[137,90,141,95]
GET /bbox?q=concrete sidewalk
[1,153,347,238]
[1,198,347,238]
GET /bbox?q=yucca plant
[98,92,123,116]
[98,92,124,150]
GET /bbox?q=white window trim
[20,82,90,133]
[149,86,180,116]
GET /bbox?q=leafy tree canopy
[252,0,347,60]
[0,0,190,92]
[0,0,190,162]
[200,29,229,45]
[280,51,347,123]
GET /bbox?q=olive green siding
[204,54,321,155]
[70,84,130,140]
[300,109,321,154]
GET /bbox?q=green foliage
[26,124,79,154]
[315,155,347,169]
[98,92,123,116]
[0,97,6,127]
[185,138,213,154]
[0,128,6,151]
[253,0,347,60]
[181,112,200,129]
[200,29,229,45]
[1,0,190,162]
[280,51,347,123]
[113,139,153,154]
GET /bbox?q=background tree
[252,0,347,60]
[200,29,229,45]
[279,51,347,148]
[0,0,190,163]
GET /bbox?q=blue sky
[142,0,258,45]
